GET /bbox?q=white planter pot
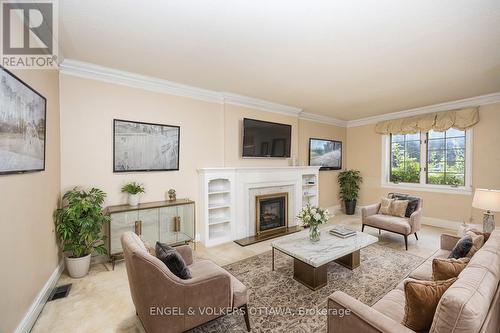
[128,193,140,206]
[65,254,91,278]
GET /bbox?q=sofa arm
[328,291,414,333]
[362,203,381,220]
[174,244,193,265]
[409,209,422,234]
[440,233,461,251]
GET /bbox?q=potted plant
[121,182,145,206]
[337,169,363,215]
[297,204,330,241]
[54,187,110,278]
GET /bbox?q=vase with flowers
[297,204,330,242]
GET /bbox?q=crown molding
[59,59,303,117]
[59,59,223,104]
[222,92,302,116]
[298,112,347,127]
[346,92,500,128]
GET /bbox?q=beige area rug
[190,243,425,333]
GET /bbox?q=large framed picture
[308,138,342,170]
[0,67,47,175]
[113,119,180,172]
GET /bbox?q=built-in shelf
[208,190,231,195]
[209,217,231,226]
[208,203,230,210]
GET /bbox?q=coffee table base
[293,259,327,290]
[334,250,360,270]
[291,250,360,290]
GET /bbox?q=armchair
[361,195,422,250]
[121,232,250,333]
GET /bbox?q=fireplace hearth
[256,193,288,236]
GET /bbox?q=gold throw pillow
[402,278,457,331]
[378,197,394,215]
[465,230,484,258]
[390,200,409,217]
[432,257,470,281]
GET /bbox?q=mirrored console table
[105,199,195,269]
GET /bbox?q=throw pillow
[389,193,420,217]
[390,200,409,218]
[379,197,394,215]
[432,257,470,281]
[155,242,192,279]
[469,228,490,242]
[465,231,484,258]
[448,235,473,259]
[402,278,457,331]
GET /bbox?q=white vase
[65,254,91,278]
[128,193,140,206]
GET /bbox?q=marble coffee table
[271,227,378,290]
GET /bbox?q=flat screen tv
[242,118,291,158]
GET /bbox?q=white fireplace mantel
[198,166,320,247]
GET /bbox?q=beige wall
[298,119,346,208]
[59,75,344,226]
[0,70,60,333]
[346,103,500,226]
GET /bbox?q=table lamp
[472,189,500,233]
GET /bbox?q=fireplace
[256,193,288,236]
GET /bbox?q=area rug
[190,244,425,333]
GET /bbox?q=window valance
[374,107,479,135]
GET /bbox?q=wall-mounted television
[242,118,291,158]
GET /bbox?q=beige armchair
[361,195,422,250]
[121,232,250,333]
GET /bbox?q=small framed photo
[308,138,342,170]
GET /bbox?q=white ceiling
[60,0,500,121]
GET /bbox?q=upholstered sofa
[121,232,250,333]
[327,229,500,333]
[362,195,422,250]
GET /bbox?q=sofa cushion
[432,258,470,281]
[448,235,473,259]
[409,249,451,280]
[364,214,411,234]
[391,200,409,218]
[372,289,406,323]
[402,278,457,332]
[379,197,394,215]
[389,193,420,217]
[155,242,192,279]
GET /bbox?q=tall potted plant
[54,187,110,278]
[121,182,145,206]
[338,170,363,215]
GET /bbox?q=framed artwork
[0,67,47,175]
[113,119,180,172]
[308,138,342,170]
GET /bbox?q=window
[384,128,471,192]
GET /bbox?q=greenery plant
[337,170,363,202]
[54,187,110,258]
[121,182,145,195]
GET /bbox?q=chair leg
[242,304,251,332]
[378,229,381,235]
[414,233,418,240]
[361,224,365,232]
[404,235,408,250]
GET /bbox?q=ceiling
[60,1,500,121]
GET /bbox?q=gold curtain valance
[374,107,479,135]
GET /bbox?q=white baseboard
[330,204,460,230]
[14,260,64,333]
